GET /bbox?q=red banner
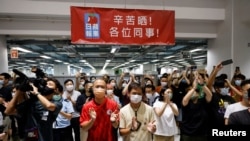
[71,6,175,45]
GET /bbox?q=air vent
[63,45,76,53]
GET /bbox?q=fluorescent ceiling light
[194,59,205,62]
[40,62,48,65]
[190,48,203,53]
[40,55,51,59]
[16,62,26,65]
[164,56,175,59]
[130,60,136,62]
[110,48,116,53]
[151,59,159,62]
[143,62,149,64]
[106,60,111,62]
[25,60,36,63]
[63,62,69,64]
[162,62,169,64]
[55,60,62,62]
[79,60,86,62]
[12,47,32,53]
[193,55,206,59]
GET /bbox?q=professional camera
[13,67,54,96]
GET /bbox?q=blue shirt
[53,99,74,129]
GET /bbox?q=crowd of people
[0,61,249,141]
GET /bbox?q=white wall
[232,0,250,78]
[207,0,233,77]
[0,36,8,73]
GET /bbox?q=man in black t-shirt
[228,108,250,125]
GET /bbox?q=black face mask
[41,86,54,96]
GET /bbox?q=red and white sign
[71,6,175,45]
[10,49,18,59]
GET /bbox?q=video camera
[13,67,54,96]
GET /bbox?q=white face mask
[66,85,74,91]
[220,87,229,96]
[110,83,116,87]
[79,85,84,90]
[12,92,15,97]
[106,90,113,95]
[161,82,167,87]
[168,93,173,100]
[235,80,241,86]
[0,80,3,85]
[146,93,153,99]
[122,83,127,87]
[130,95,142,104]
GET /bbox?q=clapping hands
[89,107,96,120]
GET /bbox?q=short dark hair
[128,82,142,93]
[213,78,225,88]
[57,84,63,93]
[47,77,61,90]
[234,74,246,80]
[0,73,11,79]
[64,79,74,85]
[240,79,250,87]
[144,84,155,91]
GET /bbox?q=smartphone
[221,59,233,66]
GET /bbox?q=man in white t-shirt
[224,79,250,125]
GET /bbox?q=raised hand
[147,120,156,133]
[88,107,96,120]
[110,110,119,122]
[131,117,141,131]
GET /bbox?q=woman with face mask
[119,82,156,141]
[153,88,179,141]
[230,73,246,102]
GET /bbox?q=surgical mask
[161,82,167,87]
[130,95,142,104]
[146,82,152,86]
[168,93,173,100]
[122,83,127,87]
[79,85,84,90]
[53,94,62,101]
[220,87,229,96]
[235,80,241,86]
[12,92,15,97]
[146,93,153,99]
[110,83,116,87]
[0,80,3,85]
[106,90,113,95]
[66,85,74,91]
[181,79,186,83]
[8,80,13,85]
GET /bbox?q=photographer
[4,69,62,141]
